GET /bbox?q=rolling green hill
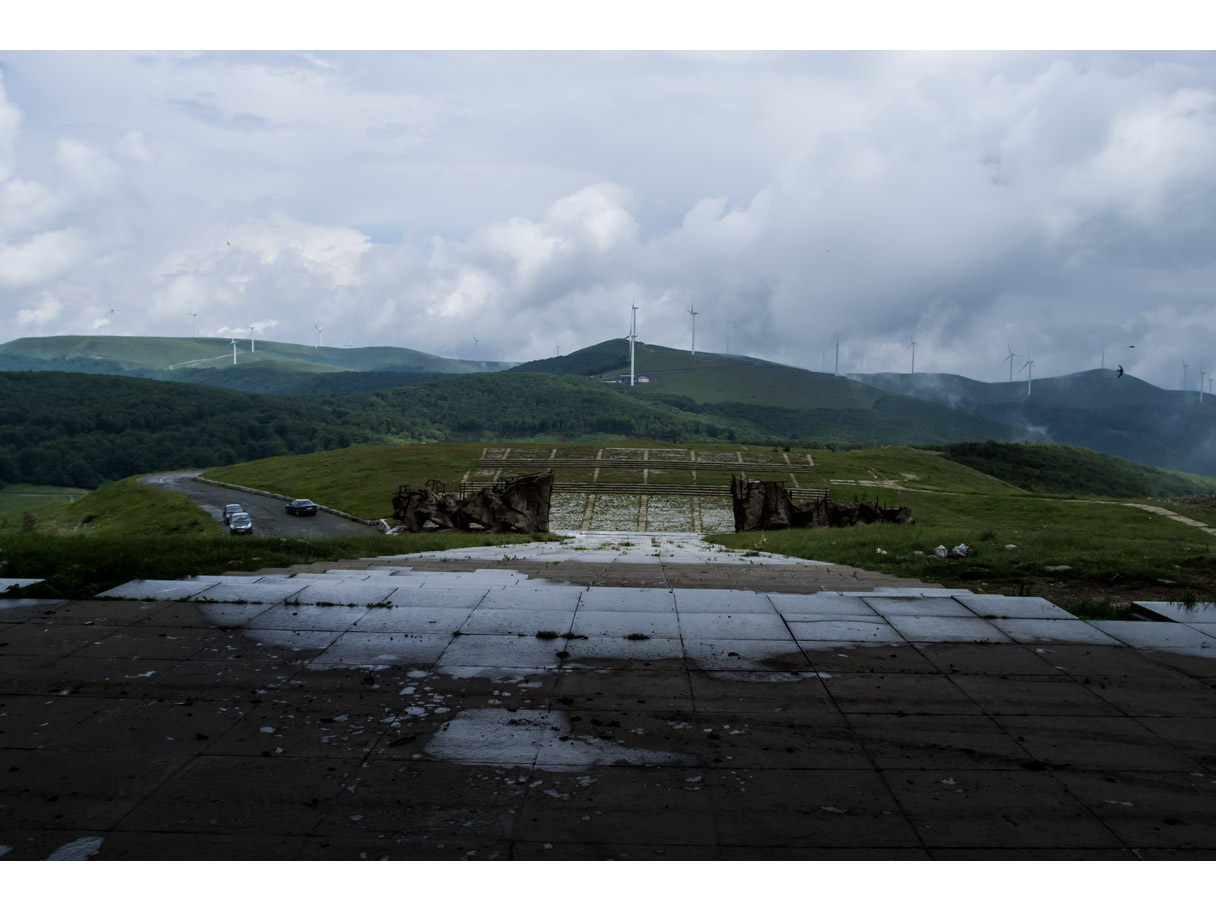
[513,341,1017,442]
[0,335,511,376]
[939,442,1216,498]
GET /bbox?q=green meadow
[5,439,1216,611]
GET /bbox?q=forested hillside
[0,371,747,488]
[0,372,439,487]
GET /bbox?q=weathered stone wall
[730,476,913,532]
[391,471,553,534]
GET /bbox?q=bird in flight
[1116,365,1124,378]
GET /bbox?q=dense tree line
[0,372,439,487]
[0,371,747,488]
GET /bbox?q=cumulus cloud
[0,69,19,182]
[0,229,86,287]
[3,51,1216,387]
[15,292,62,327]
[115,129,155,164]
[0,178,68,236]
[54,139,123,197]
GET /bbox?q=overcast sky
[2,45,1215,390]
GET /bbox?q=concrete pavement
[2,532,1214,860]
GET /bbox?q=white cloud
[115,129,155,164]
[0,69,20,182]
[15,292,62,327]
[2,51,1216,387]
[0,178,68,236]
[0,229,85,287]
[54,139,123,197]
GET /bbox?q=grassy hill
[513,341,1017,444]
[939,442,1216,498]
[0,335,511,381]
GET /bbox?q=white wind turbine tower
[834,331,840,377]
[1021,351,1035,396]
[1002,343,1022,382]
[629,300,638,387]
[249,324,256,352]
[229,338,238,365]
[1181,357,1189,391]
[906,338,917,375]
[687,300,698,355]
[106,308,116,336]
[190,308,198,338]
[1201,365,1207,403]
[472,334,478,358]
[313,324,324,349]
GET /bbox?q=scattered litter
[875,548,887,555]
[949,544,970,558]
[932,546,948,559]
[1005,544,1017,550]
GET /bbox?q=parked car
[229,512,254,535]
[223,504,243,524]
[286,498,319,517]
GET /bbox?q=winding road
[140,471,382,538]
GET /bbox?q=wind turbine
[832,331,841,377]
[907,338,916,376]
[472,334,478,358]
[1002,343,1022,383]
[313,324,324,349]
[1181,357,1189,391]
[229,338,238,365]
[190,308,198,338]
[249,324,256,352]
[687,300,698,355]
[106,308,116,336]
[629,300,638,387]
[1201,365,1207,403]
[1021,351,1035,396]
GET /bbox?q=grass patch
[708,489,1216,601]
[201,441,1034,526]
[28,477,221,537]
[535,630,560,640]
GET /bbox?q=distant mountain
[513,341,1018,444]
[7,335,1216,484]
[0,335,512,394]
[853,369,1216,476]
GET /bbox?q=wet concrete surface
[2,533,1215,860]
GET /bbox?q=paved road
[140,471,381,539]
